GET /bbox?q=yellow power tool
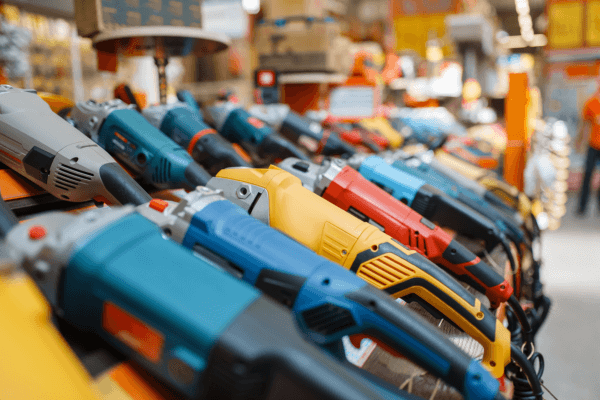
[208,166,511,377]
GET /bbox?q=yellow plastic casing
[359,117,404,149]
[215,166,511,377]
[0,271,101,400]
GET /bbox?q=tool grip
[412,184,503,250]
[191,133,251,170]
[343,285,502,400]
[257,133,310,161]
[442,239,513,306]
[99,163,152,206]
[348,240,510,377]
[204,296,411,400]
[176,90,201,115]
[0,195,18,238]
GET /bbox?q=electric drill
[0,196,102,400]
[0,86,151,206]
[248,104,356,157]
[345,154,519,276]
[143,102,251,174]
[207,167,512,378]
[6,206,420,400]
[136,187,504,400]
[69,99,212,191]
[207,101,310,162]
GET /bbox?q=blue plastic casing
[357,156,425,206]
[61,214,259,398]
[159,104,212,150]
[390,160,526,244]
[179,199,501,400]
[98,109,204,189]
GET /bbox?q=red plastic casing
[322,166,513,307]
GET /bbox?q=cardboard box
[255,18,351,73]
[74,0,203,38]
[263,0,326,19]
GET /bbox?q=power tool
[0,196,102,400]
[247,104,356,158]
[0,86,151,206]
[345,154,519,278]
[278,157,534,348]
[382,150,529,246]
[207,100,310,162]
[136,187,504,400]
[207,167,513,378]
[6,206,421,400]
[69,99,212,191]
[177,90,202,116]
[142,102,251,174]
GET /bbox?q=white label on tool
[329,87,375,119]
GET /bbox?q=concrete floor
[536,195,600,399]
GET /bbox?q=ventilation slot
[356,254,416,289]
[152,158,172,184]
[302,304,356,336]
[54,164,93,191]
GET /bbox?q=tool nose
[184,162,212,190]
[99,163,151,206]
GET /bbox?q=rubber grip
[280,110,323,141]
[0,195,18,238]
[257,133,310,161]
[412,184,503,250]
[99,163,152,206]
[192,133,251,169]
[204,296,409,400]
[183,162,212,190]
[442,239,513,305]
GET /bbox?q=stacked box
[255,17,352,74]
[74,0,203,38]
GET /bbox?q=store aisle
[536,196,600,399]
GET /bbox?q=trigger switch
[292,161,310,173]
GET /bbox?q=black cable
[509,344,544,400]
[507,295,533,348]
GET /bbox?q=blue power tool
[69,99,211,191]
[136,187,505,400]
[6,206,425,400]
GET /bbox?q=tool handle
[323,167,513,306]
[220,107,274,145]
[412,184,502,249]
[204,297,415,400]
[98,163,152,206]
[257,132,310,161]
[0,195,18,238]
[348,237,510,377]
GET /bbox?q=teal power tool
[207,101,310,162]
[247,104,356,158]
[142,102,251,175]
[136,188,505,400]
[69,99,211,191]
[5,206,423,400]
